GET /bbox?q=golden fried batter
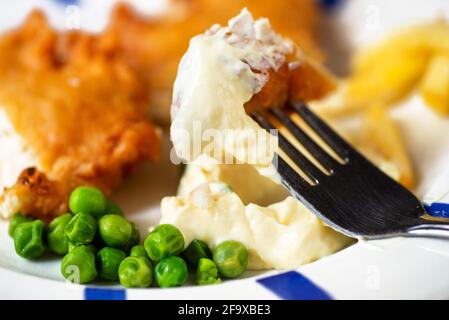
[244,56,337,114]
[0,11,161,219]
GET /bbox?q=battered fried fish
[0,11,161,220]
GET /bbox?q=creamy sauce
[177,155,289,206]
[161,182,353,269]
[171,9,292,166]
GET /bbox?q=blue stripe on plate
[425,202,449,218]
[53,0,80,5]
[84,288,126,300]
[257,271,332,300]
[318,0,345,10]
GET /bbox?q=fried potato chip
[314,20,449,118]
[353,21,449,72]
[360,105,415,188]
[344,51,429,112]
[420,53,449,115]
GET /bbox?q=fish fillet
[0,11,161,221]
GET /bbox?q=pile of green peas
[9,186,249,288]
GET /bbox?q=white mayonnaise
[161,182,353,269]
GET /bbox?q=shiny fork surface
[252,102,449,239]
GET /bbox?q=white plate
[1,0,449,300]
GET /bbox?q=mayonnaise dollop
[161,181,353,269]
[171,9,292,166]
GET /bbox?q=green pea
[97,247,127,281]
[196,258,221,285]
[155,256,188,288]
[8,213,33,237]
[213,240,248,278]
[118,256,153,288]
[130,245,147,258]
[98,214,132,248]
[47,213,73,255]
[144,224,184,262]
[183,239,212,266]
[122,222,140,252]
[64,212,97,245]
[105,200,124,216]
[69,186,107,219]
[13,220,46,259]
[68,242,97,255]
[61,245,97,284]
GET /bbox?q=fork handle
[406,220,449,239]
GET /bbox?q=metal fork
[252,101,449,239]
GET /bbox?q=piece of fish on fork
[252,101,449,239]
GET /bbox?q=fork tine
[270,107,340,172]
[291,101,352,161]
[276,156,312,192]
[277,134,323,183]
[251,111,324,183]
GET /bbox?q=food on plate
[97,247,127,281]
[344,51,428,113]
[170,8,335,167]
[119,256,154,288]
[177,157,289,206]
[8,213,33,237]
[105,0,324,124]
[4,0,439,287]
[65,213,97,246]
[106,200,125,216]
[0,10,161,221]
[154,256,189,288]
[196,258,221,285]
[358,105,415,188]
[125,223,141,252]
[61,245,98,284]
[98,214,134,248]
[420,53,449,115]
[161,182,352,269]
[0,0,320,222]
[68,243,96,255]
[183,239,213,266]
[165,10,353,270]
[213,240,248,278]
[10,185,245,286]
[69,186,108,220]
[47,213,73,255]
[315,20,449,117]
[130,244,148,258]
[13,220,46,259]
[144,224,185,262]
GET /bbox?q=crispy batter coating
[0,11,161,219]
[244,57,337,113]
[0,168,68,223]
